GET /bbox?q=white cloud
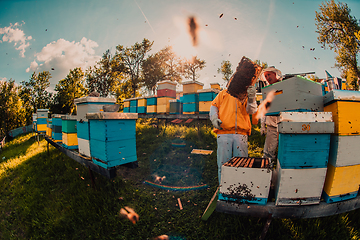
[0,22,32,58]
[27,37,101,90]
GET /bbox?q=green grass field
[0,120,360,240]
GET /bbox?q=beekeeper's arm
[210,105,222,129]
[246,85,257,114]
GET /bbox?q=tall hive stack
[275,112,334,205]
[322,90,360,203]
[46,118,52,137]
[36,109,49,133]
[51,114,64,143]
[61,115,78,150]
[146,96,157,114]
[182,81,203,114]
[32,113,37,131]
[157,80,177,114]
[197,88,219,114]
[86,112,138,169]
[137,97,147,114]
[219,157,272,205]
[74,96,116,157]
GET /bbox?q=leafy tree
[217,60,233,82]
[86,50,125,97]
[20,71,52,111]
[53,67,87,114]
[0,79,27,136]
[315,0,360,90]
[142,46,182,94]
[114,38,153,97]
[180,56,206,81]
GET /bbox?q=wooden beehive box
[147,105,157,114]
[61,115,78,149]
[46,118,52,137]
[157,80,177,91]
[36,117,47,132]
[170,100,181,114]
[37,109,49,118]
[197,88,219,102]
[182,81,204,94]
[87,112,138,169]
[199,101,212,114]
[261,76,324,115]
[328,135,360,167]
[210,82,220,90]
[147,97,157,106]
[74,97,116,122]
[275,160,327,205]
[51,114,64,142]
[277,112,333,169]
[219,157,272,205]
[182,93,198,103]
[322,163,360,203]
[183,102,199,114]
[323,90,360,135]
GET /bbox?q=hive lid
[52,114,65,118]
[181,80,204,86]
[37,109,49,112]
[323,89,360,105]
[157,80,177,85]
[280,112,333,122]
[197,88,220,93]
[74,96,116,104]
[61,115,77,120]
[86,112,138,120]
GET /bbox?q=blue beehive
[87,112,138,169]
[147,97,157,106]
[51,114,64,142]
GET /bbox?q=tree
[114,38,153,97]
[0,79,27,136]
[20,71,52,111]
[217,60,233,82]
[315,0,360,90]
[86,50,125,97]
[142,46,182,94]
[180,56,206,81]
[54,67,87,114]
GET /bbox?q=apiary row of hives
[219,76,360,206]
[35,97,138,170]
[123,80,220,115]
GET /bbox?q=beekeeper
[259,66,283,160]
[210,84,257,184]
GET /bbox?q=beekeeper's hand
[247,85,256,103]
[210,114,222,130]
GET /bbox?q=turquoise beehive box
[87,112,138,169]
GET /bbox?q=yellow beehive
[210,83,220,90]
[137,98,147,107]
[62,133,78,146]
[199,101,212,112]
[157,97,173,105]
[124,100,130,108]
[147,105,157,113]
[324,101,360,135]
[182,81,204,94]
[157,104,170,113]
[323,163,360,202]
[37,124,47,132]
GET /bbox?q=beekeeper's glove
[210,113,222,130]
[247,85,256,103]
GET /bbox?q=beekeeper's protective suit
[209,86,257,184]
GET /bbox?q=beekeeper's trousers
[263,125,278,160]
[217,134,248,184]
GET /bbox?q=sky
[1,0,360,92]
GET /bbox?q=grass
[0,121,360,239]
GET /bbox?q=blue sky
[1,0,359,91]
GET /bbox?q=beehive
[197,89,219,114]
[182,81,204,94]
[147,105,157,114]
[87,112,138,169]
[46,118,52,137]
[123,99,130,113]
[323,90,360,135]
[36,109,49,133]
[157,97,174,114]
[129,98,137,113]
[51,114,64,142]
[219,157,272,205]
[322,163,360,203]
[157,80,177,98]
[210,82,220,90]
[61,115,77,149]
[169,99,181,114]
[275,112,334,206]
[261,76,324,115]
[137,97,147,114]
[74,96,116,122]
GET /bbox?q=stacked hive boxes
[275,112,334,205]
[51,114,64,143]
[123,99,130,113]
[197,88,219,114]
[46,118,52,137]
[87,112,138,169]
[219,157,272,205]
[322,90,360,203]
[61,115,78,149]
[74,96,116,157]
[169,99,182,114]
[157,80,177,114]
[130,98,137,113]
[137,97,147,114]
[182,81,203,114]
[36,109,49,133]
[147,97,157,114]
